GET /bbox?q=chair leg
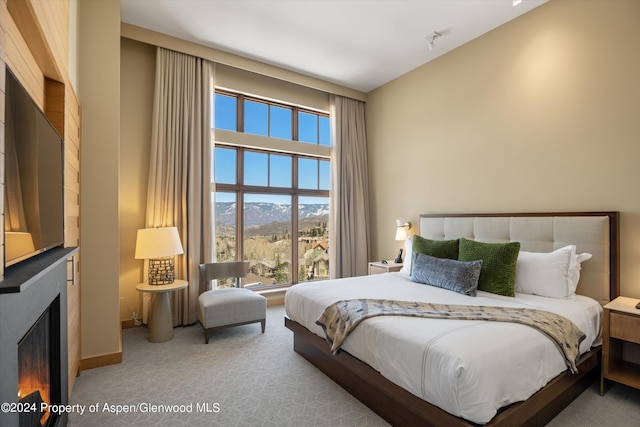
[204,329,209,344]
[261,319,265,333]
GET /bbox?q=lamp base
[148,258,175,285]
[394,248,403,264]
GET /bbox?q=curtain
[144,47,215,326]
[329,95,370,279]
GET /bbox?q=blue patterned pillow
[411,252,483,296]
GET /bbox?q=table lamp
[135,227,184,285]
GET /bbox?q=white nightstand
[136,280,188,343]
[368,261,403,275]
[601,296,640,395]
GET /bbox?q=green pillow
[458,238,520,297]
[411,236,460,269]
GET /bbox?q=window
[298,112,330,145]
[214,94,237,131]
[213,90,330,289]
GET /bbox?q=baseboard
[80,351,122,371]
[258,288,285,306]
[121,318,142,329]
[267,295,284,306]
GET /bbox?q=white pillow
[400,236,413,275]
[568,251,592,296]
[515,245,592,299]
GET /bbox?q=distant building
[312,250,329,279]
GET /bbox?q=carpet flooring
[68,305,640,426]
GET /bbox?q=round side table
[136,280,188,343]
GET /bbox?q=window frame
[213,89,331,289]
[216,89,330,145]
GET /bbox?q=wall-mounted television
[4,67,64,267]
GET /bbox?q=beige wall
[79,0,121,359]
[366,0,640,298]
[119,38,155,321]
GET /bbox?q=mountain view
[216,202,329,227]
[214,201,330,287]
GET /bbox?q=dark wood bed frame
[285,212,620,427]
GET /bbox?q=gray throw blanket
[316,299,586,374]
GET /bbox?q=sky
[214,93,330,206]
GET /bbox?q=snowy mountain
[216,202,329,226]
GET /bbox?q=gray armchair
[196,262,266,344]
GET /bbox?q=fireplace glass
[18,307,53,426]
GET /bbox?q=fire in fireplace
[17,304,58,426]
[0,247,74,427]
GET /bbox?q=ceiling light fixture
[513,0,523,5]
[426,32,442,51]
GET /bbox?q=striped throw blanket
[316,299,586,374]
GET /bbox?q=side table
[368,261,403,275]
[601,296,640,394]
[136,280,188,343]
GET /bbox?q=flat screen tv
[4,67,64,267]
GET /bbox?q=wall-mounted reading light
[394,219,411,263]
[395,219,411,241]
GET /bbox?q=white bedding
[284,271,602,424]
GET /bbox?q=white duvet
[284,271,602,424]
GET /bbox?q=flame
[18,372,51,424]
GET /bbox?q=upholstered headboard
[419,212,620,305]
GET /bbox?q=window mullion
[293,106,299,141]
[293,153,299,190]
[237,94,245,133]
[267,105,271,138]
[237,191,244,264]
[237,149,244,263]
[292,194,299,284]
[237,146,244,186]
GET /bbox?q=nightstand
[368,261,403,275]
[601,296,640,395]
[136,280,188,343]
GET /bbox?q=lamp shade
[395,227,408,241]
[395,219,410,241]
[135,227,184,259]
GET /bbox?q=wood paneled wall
[61,82,81,392]
[1,0,81,396]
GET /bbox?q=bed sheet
[284,271,602,424]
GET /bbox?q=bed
[284,212,620,426]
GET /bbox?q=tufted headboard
[419,212,620,305]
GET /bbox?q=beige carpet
[68,305,640,426]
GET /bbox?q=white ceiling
[120,0,548,93]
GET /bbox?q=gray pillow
[411,252,483,296]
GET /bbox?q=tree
[298,266,307,282]
[273,252,287,284]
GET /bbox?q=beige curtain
[329,95,370,278]
[145,47,215,326]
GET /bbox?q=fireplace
[0,247,76,427]
[17,299,61,427]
